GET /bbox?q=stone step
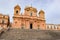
[0,28,60,40]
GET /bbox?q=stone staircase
[0,28,60,40]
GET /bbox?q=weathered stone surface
[0,28,60,40]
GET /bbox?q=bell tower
[12,5,21,28]
[39,10,46,30]
[39,10,45,19]
[14,5,21,16]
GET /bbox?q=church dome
[25,6,37,12]
[14,5,21,10]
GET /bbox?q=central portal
[30,23,33,29]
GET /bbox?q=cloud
[45,0,60,24]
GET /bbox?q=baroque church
[12,5,46,30]
[0,5,60,30]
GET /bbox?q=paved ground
[0,28,60,40]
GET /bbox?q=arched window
[57,27,59,29]
[2,20,4,24]
[30,12,32,16]
[47,25,49,29]
[51,26,52,29]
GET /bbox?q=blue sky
[0,0,60,24]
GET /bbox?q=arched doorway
[30,23,33,29]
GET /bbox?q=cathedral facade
[12,5,46,30]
